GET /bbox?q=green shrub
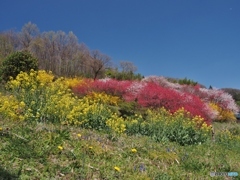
[118,101,138,118]
[125,108,211,146]
[0,51,38,82]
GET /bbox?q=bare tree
[90,50,111,80]
[120,61,137,73]
[30,30,88,77]
[0,30,18,61]
[19,22,40,50]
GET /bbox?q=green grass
[0,119,240,180]
[213,121,240,133]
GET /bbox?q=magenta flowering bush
[142,76,238,114]
[200,88,238,113]
[91,79,132,97]
[73,78,132,97]
[125,82,213,124]
[180,86,239,113]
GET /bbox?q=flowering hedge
[72,76,238,123]
[0,70,236,145]
[72,78,132,97]
[2,70,126,134]
[1,70,238,146]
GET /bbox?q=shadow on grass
[0,166,18,180]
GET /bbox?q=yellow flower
[19,115,24,121]
[20,101,25,107]
[58,146,63,150]
[131,148,137,153]
[114,166,121,172]
[89,146,93,149]
[0,127,2,131]
[77,133,81,137]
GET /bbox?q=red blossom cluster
[124,82,212,124]
[72,78,132,97]
[72,79,93,96]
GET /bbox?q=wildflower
[114,166,121,172]
[20,101,25,107]
[139,164,146,172]
[131,148,137,153]
[89,146,93,149]
[77,133,81,137]
[0,127,2,131]
[132,120,138,124]
[19,115,24,121]
[58,146,63,150]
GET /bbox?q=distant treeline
[2,22,239,108]
[0,22,143,80]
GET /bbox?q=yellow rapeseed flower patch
[86,92,120,106]
[106,113,126,134]
[0,94,21,121]
[209,102,236,122]
[63,77,85,89]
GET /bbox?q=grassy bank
[0,119,239,180]
[0,71,239,179]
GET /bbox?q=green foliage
[115,72,143,80]
[167,77,199,86]
[105,68,144,80]
[125,108,211,146]
[126,120,209,146]
[178,77,198,86]
[118,101,138,118]
[236,101,240,107]
[0,51,38,81]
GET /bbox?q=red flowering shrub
[72,76,236,125]
[180,93,213,124]
[142,76,238,114]
[125,82,212,124]
[72,78,132,97]
[133,83,181,111]
[91,79,132,97]
[72,79,93,96]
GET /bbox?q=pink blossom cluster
[142,76,238,113]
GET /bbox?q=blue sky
[1,0,240,89]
